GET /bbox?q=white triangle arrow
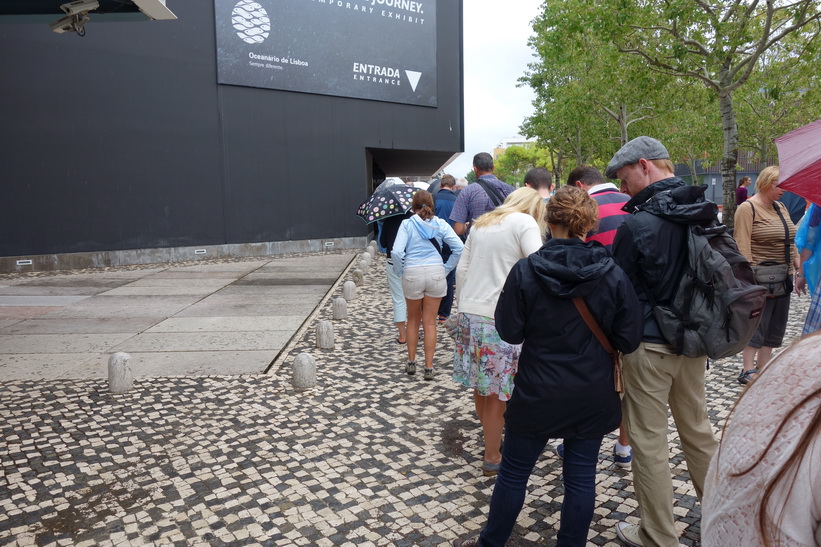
[405,70,421,92]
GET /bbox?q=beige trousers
[622,342,719,547]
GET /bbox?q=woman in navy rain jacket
[453,186,642,547]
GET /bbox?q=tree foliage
[523,0,820,228]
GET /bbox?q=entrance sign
[215,0,438,107]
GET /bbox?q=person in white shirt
[452,187,547,476]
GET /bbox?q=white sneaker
[613,444,633,469]
[615,522,644,547]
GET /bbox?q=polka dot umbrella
[356,182,419,224]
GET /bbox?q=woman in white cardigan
[452,187,547,476]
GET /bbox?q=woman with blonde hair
[733,166,800,385]
[453,186,642,547]
[392,190,463,381]
[453,187,547,476]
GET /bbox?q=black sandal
[737,368,758,385]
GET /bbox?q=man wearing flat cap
[608,136,719,547]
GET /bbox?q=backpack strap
[476,180,505,207]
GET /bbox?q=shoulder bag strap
[772,201,791,266]
[572,297,623,393]
[572,297,614,354]
[476,180,504,207]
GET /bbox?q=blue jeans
[478,432,603,547]
[438,268,456,318]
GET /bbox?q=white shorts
[402,265,447,300]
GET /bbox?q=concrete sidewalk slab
[144,316,305,333]
[0,353,101,379]
[0,295,92,306]
[0,252,356,381]
[0,306,61,319]
[0,333,134,354]
[174,295,320,317]
[0,317,160,335]
[39,295,202,319]
[110,331,292,353]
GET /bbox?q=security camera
[60,0,99,16]
[50,13,90,34]
[50,15,77,33]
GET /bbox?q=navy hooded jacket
[495,238,642,440]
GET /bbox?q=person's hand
[795,274,807,296]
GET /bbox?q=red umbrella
[775,118,821,206]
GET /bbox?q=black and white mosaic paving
[0,252,812,546]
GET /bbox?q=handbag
[572,297,623,393]
[750,202,793,297]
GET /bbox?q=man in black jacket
[607,137,720,547]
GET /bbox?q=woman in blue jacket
[453,186,642,547]
[392,190,463,380]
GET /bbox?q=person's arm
[733,202,754,262]
[449,190,470,235]
[391,221,409,276]
[494,263,527,345]
[607,272,644,354]
[441,221,464,274]
[455,231,472,301]
[796,248,812,295]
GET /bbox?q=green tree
[586,0,819,228]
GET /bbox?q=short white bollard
[366,245,376,258]
[332,297,348,320]
[343,280,357,301]
[292,353,317,389]
[316,320,335,349]
[108,352,133,393]
[358,258,370,274]
[352,269,365,286]
[360,251,372,267]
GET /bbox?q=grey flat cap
[605,136,670,179]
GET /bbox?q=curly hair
[411,190,435,220]
[546,185,599,238]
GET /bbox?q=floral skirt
[452,312,520,401]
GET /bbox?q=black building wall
[0,2,464,257]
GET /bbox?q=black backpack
[640,194,768,359]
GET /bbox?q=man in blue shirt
[434,175,458,322]
[450,152,515,236]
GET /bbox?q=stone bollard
[316,320,335,349]
[343,280,357,301]
[332,297,348,320]
[108,352,133,393]
[368,240,379,253]
[352,268,365,286]
[292,353,317,389]
[366,245,376,259]
[358,258,370,274]
[360,251,372,267]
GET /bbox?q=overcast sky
[444,0,543,179]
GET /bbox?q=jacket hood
[528,239,617,298]
[624,177,717,224]
[409,214,440,239]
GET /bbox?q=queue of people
[376,141,818,547]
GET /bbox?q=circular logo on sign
[232,0,270,45]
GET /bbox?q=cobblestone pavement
[0,252,812,546]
